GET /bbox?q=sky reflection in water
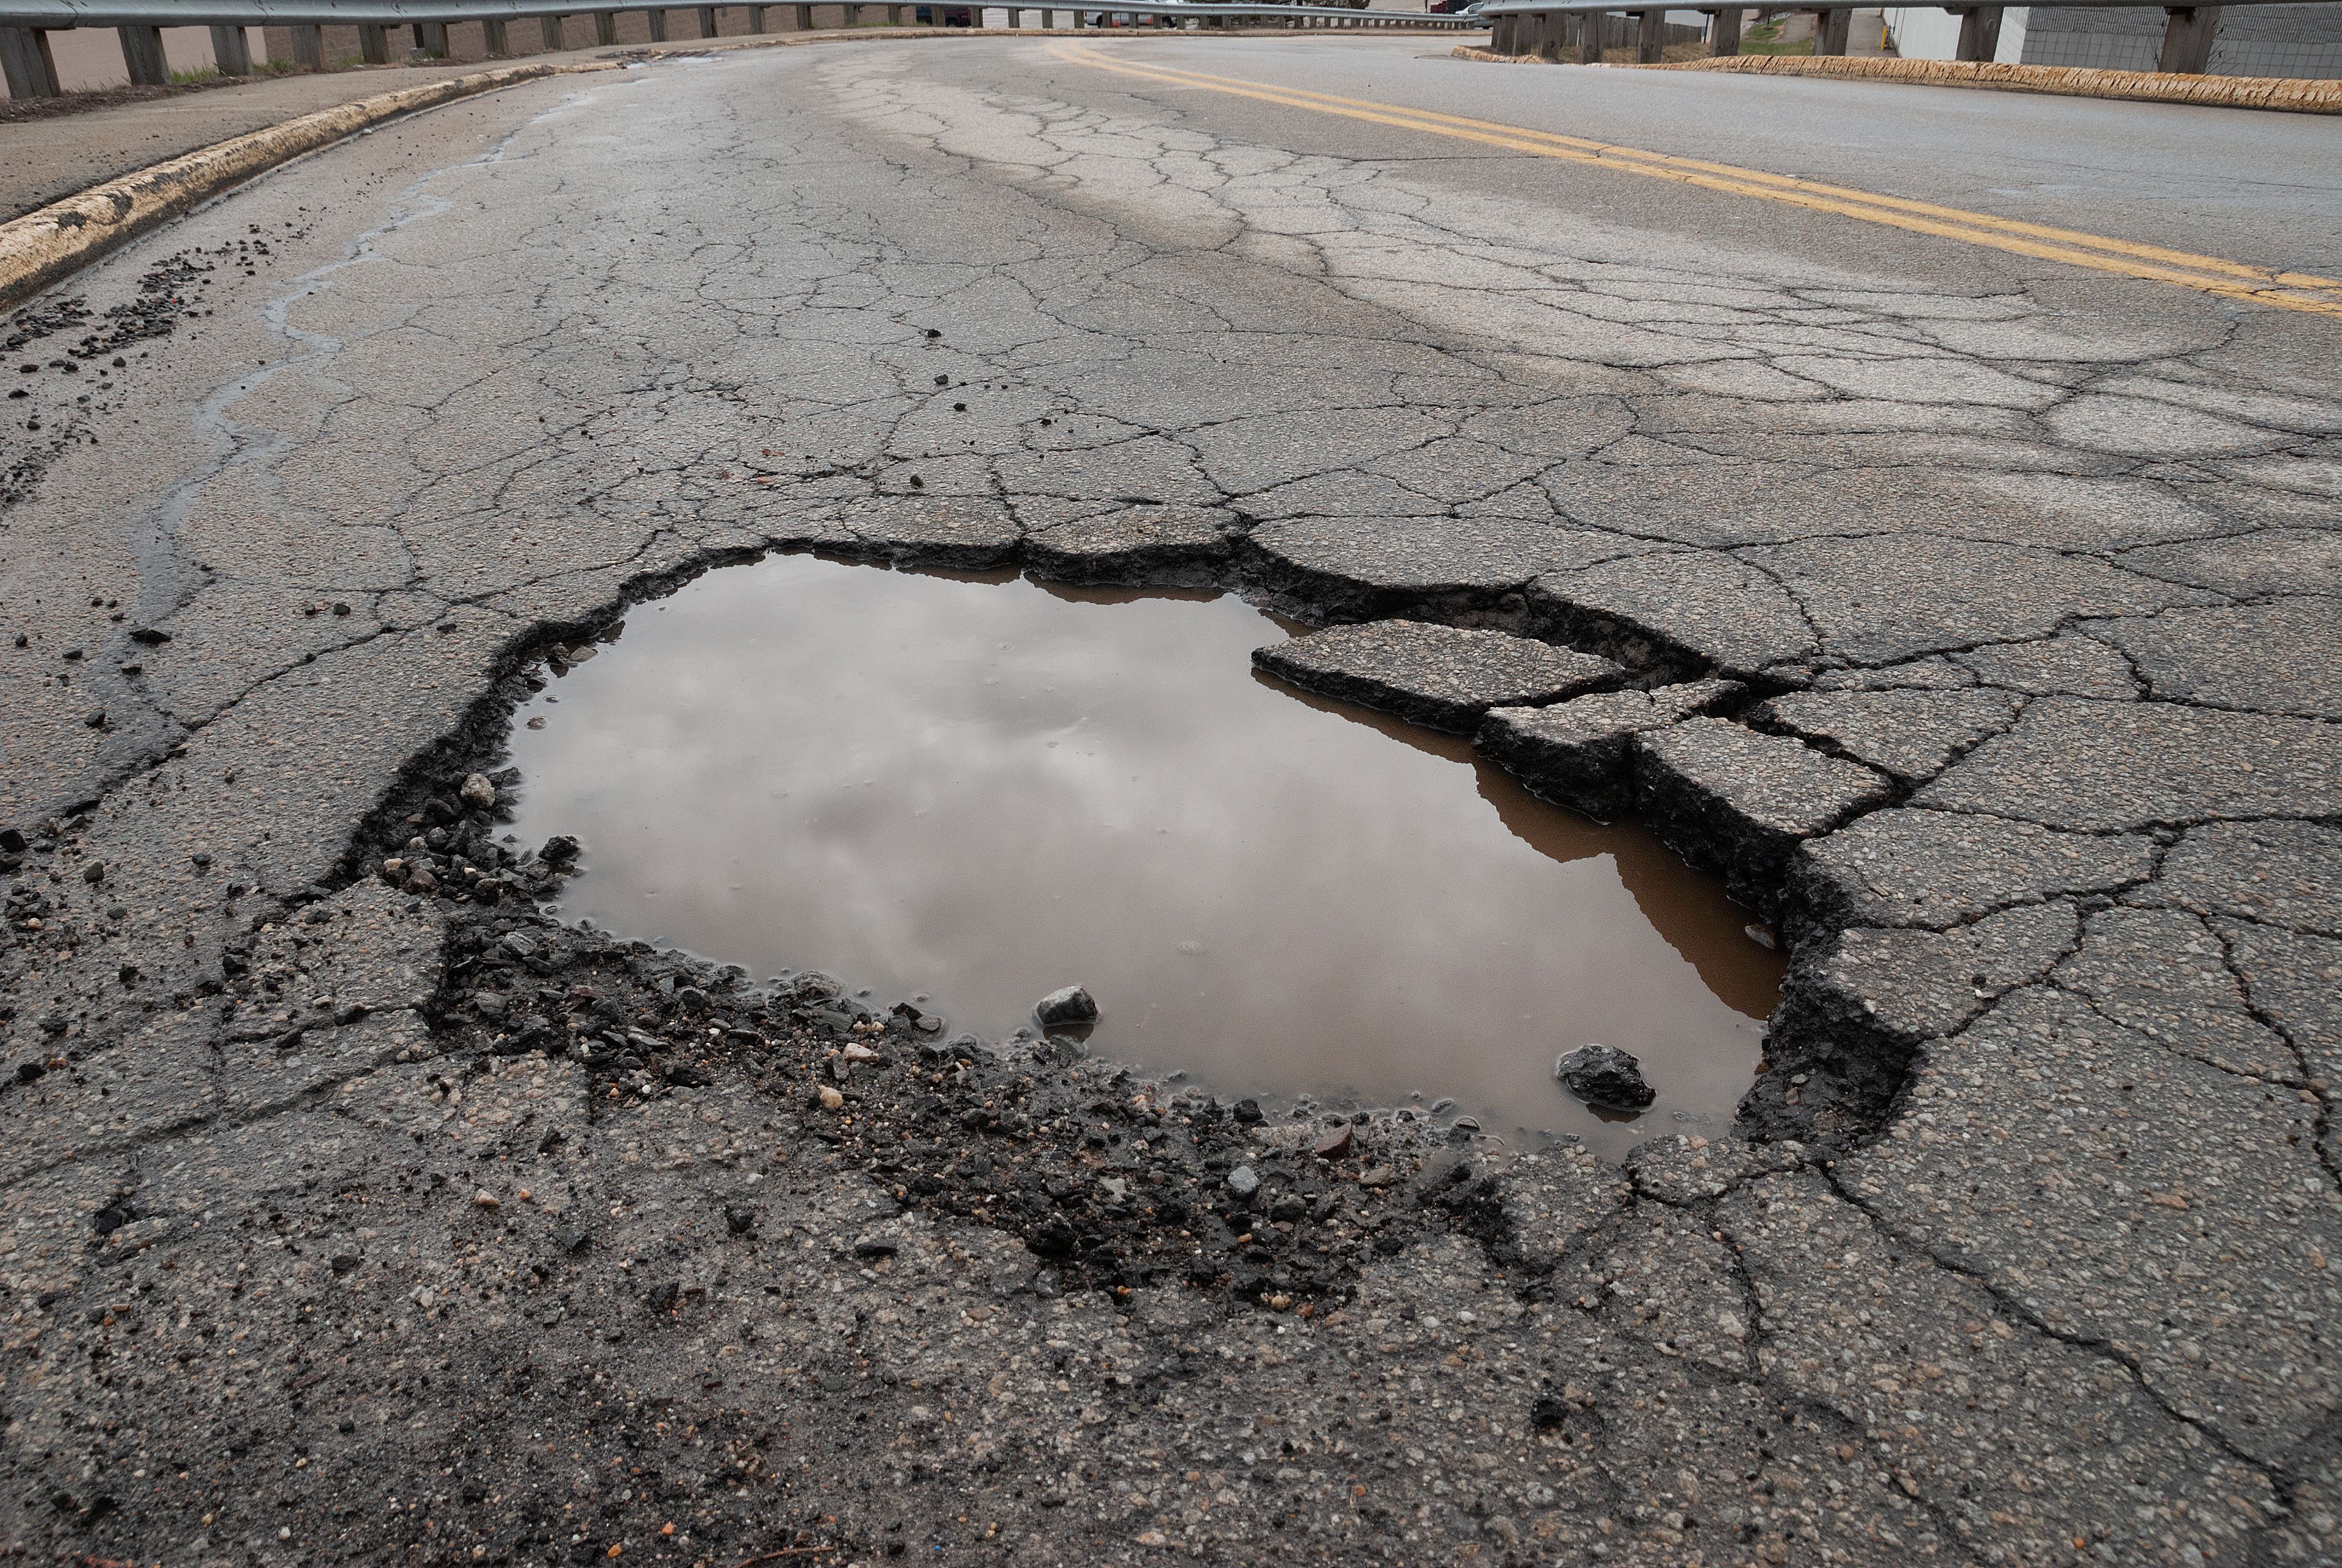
[506,553,1783,1158]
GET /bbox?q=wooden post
[793,2,813,24]
[420,20,450,52]
[1705,5,1739,52]
[1580,7,1603,59]
[1635,7,1661,59]
[541,13,567,46]
[1,25,60,96]
[1952,4,2000,59]
[290,21,326,64]
[747,4,767,27]
[885,2,903,19]
[359,21,390,58]
[595,10,621,40]
[480,16,510,52]
[210,23,255,71]
[646,7,670,37]
[696,4,718,32]
[1815,7,1848,52]
[118,24,170,84]
[2158,4,2218,70]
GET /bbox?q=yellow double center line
[1044,41,2342,319]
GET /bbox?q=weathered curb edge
[0,61,620,316]
[0,24,1031,317]
[1452,43,2342,113]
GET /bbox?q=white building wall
[2020,3,2342,77]
[1886,1,2342,76]
[1881,4,2029,62]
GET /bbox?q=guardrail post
[116,23,170,84]
[696,5,718,33]
[420,19,450,51]
[1580,8,1603,60]
[290,21,326,64]
[540,14,565,45]
[357,21,389,59]
[646,7,669,37]
[1951,4,1999,59]
[1814,7,1848,52]
[210,22,255,70]
[2158,4,2218,70]
[745,4,765,27]
[595,10,620,40]
[1,25,60,96]
[480,16,510,52]
[1703,5,1739,52]
[1635,7,1662,59]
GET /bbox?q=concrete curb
[0,61,615,317]
[1452,43,2342,114]
[0,26,1023,317]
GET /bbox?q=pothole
[504,551,1783,1158]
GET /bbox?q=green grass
[1738,18,1813,54]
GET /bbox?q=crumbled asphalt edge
[310,540,1507,1323]
[252,514,1913,1317]
[0,500,1914,1333]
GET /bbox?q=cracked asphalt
[2,32,2339,1568]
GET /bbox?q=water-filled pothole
[506,553,1783,1158]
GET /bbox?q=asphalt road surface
[2,34,2339,1567]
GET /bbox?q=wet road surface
[2,34,2338,1567]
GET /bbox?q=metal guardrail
[1,0,1475,101]
[1477,0,2333,74]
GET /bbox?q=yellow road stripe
[1043,41,2342,318]
[1120,60,2342,290]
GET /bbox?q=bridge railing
[1477,0,2330,76]
[0,0,1478,98]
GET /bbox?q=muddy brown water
[505,553,1784,1158]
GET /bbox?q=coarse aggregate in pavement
[0,32,2338,1567]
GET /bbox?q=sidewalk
[1,54,609,221]
[0,13,978,224]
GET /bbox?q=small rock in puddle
[1555,1042,1656,1111]
[1034,984,1099,1028]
